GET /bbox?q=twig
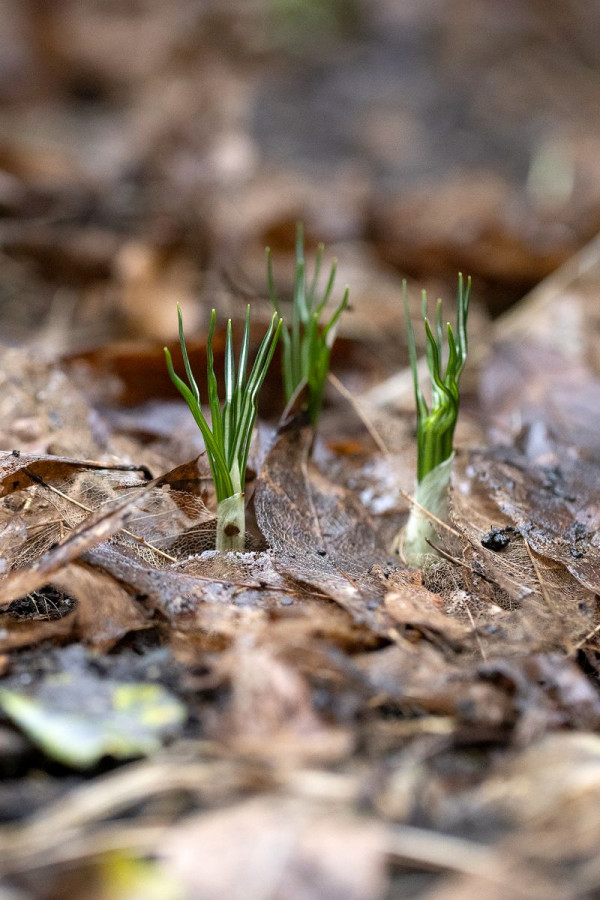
[572,620,600,652]
[462,598,487,661]
[327,371,390,457]
[523,540,562,623]
[386,824,497,877]
[0,823,169,874]
[385,825,546,898]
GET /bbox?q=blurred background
[1,0,600,358]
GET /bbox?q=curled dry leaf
[0,450,149,498]
[355,641,512,732]
[49,562,150,651]
[0,562,148,652]
[384,573,471,645]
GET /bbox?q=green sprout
[165,305,282,552]
[400,274,471,566]
[266,223,349,426]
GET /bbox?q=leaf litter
[1,245,600,899]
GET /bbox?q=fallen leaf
[0,479,160,608]
[51,562,150,650]
[384,576,471,644]
[220,639,352,763]
[255,424,393,634]
[0,671,186,769]
[0,451,147,499]
[355,641,512,731]
[161,797,388,900]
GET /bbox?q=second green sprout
[267,223,349,426]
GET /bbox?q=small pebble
[481,527,512,552]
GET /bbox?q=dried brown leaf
[220,640,352,763]
[161,797,388,900]
[0,480,158,607]
[0,451,148,499]
[84,544,333,653]
[384,576,471,644]
[255,424,393,635]
[478,654,600,742]
[50,562,149,650]
[0,560,149,653]
[355,641,511,730]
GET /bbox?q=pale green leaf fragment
[0,676,187,769]
[99,852,185,900]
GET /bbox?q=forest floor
[1,3,600,899]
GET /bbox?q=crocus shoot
[400,274,471,567]
[165,305,282,552]
[266,222,349,426]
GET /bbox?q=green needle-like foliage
[404,273,471,483]
[165,304,282,551]
[267,222,349,425]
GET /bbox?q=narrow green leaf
[206,309,223,453]
[307,242,324,311]
[323,285,349,347]
[266,248,281,316]
[165,346,232,499]
[315,259,337,316]
[166,303,280,514]
[224,319,235,405]
[177,304,200,404]
[237,305,251,390]
[435,299,443,356]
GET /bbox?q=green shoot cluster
[267,223,349,425]
[164,305,282,503]
[404,274,471,482]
